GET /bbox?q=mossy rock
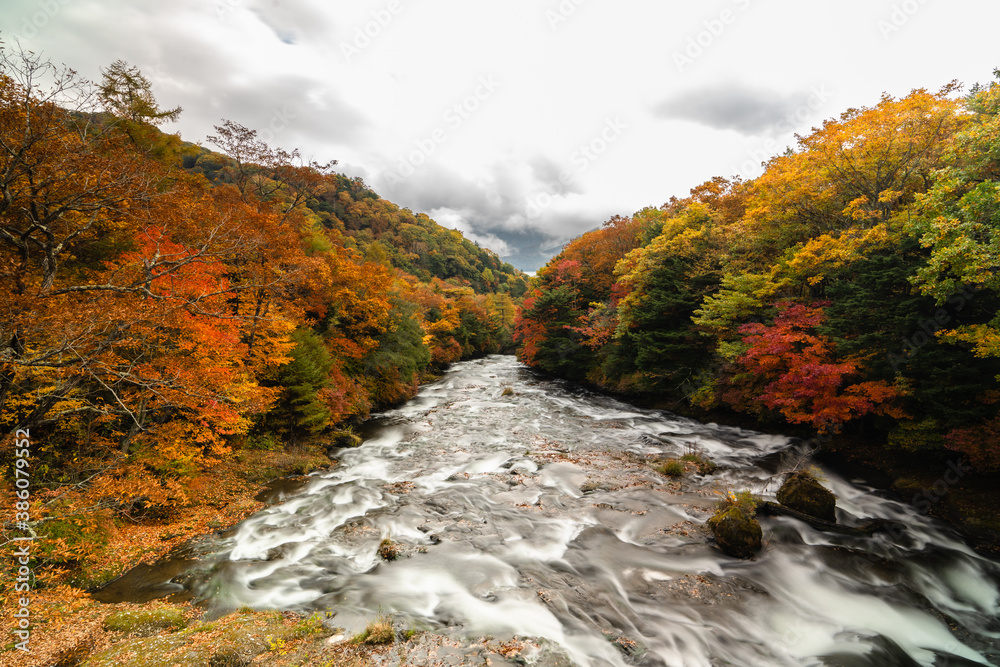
[102,607,187,636]
[329,431,363,449]
[85,633,260,667]
[777,471,837,523]
[708,507,762,559]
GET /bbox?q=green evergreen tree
[270,328,334,437]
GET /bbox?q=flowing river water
[124,355,1000,666]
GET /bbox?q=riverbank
[0,361,463,664]
[0,439,334,663]
[684,402,1000,558]
[1,592,580,667]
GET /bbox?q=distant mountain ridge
[181,142,529,297]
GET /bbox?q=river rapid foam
[163,356,1000,666]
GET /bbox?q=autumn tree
[904,73,1000,467]
[97,59,187,162]
[611,202,724,392]
[98,59,181,126]
[264,328,334,438]
[820,239,1000,453]
[0,48,157,436]
[359,296,430,406]
[207,119,337,222]
[909,77,1000,356]
[558,214,645,302]
[510,73,1000,470]
[515,259,593,379]
[734,86,963,269]
[0,50,295,466]
[0,47,529,586]
[722,302,904,432]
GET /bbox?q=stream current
[169,355,999,665]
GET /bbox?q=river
[138,355,1000,666]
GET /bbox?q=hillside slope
[0,53,526,592]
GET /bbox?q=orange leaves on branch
[558,215,645,300]
[320,360,369,424]
[539,259,585,289]
[736,87,963,269]
[321,246,393,347]
[574,302,618,351]
[0,64,297,456]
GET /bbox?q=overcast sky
[4,0,998,270]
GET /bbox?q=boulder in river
[708,506,762,559]
[328,430,362,451]
[776,471,836,522]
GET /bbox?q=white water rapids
[172,355,1000,666]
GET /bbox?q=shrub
[377,538,401,561]
[657,459,685,477]
[352,613,394,645]
[680,453,718,475]
[715,489,759,516]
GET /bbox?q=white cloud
[4,0,999,269]
[431,209,513,257]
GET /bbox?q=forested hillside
[183,135,527,297]
[516,76,1000,473]
[0,51,523,574]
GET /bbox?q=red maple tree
[726,301,904,432]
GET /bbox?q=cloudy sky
[4,0,998,270]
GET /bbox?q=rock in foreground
[777,471,837,522]
[708,506,762,559]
